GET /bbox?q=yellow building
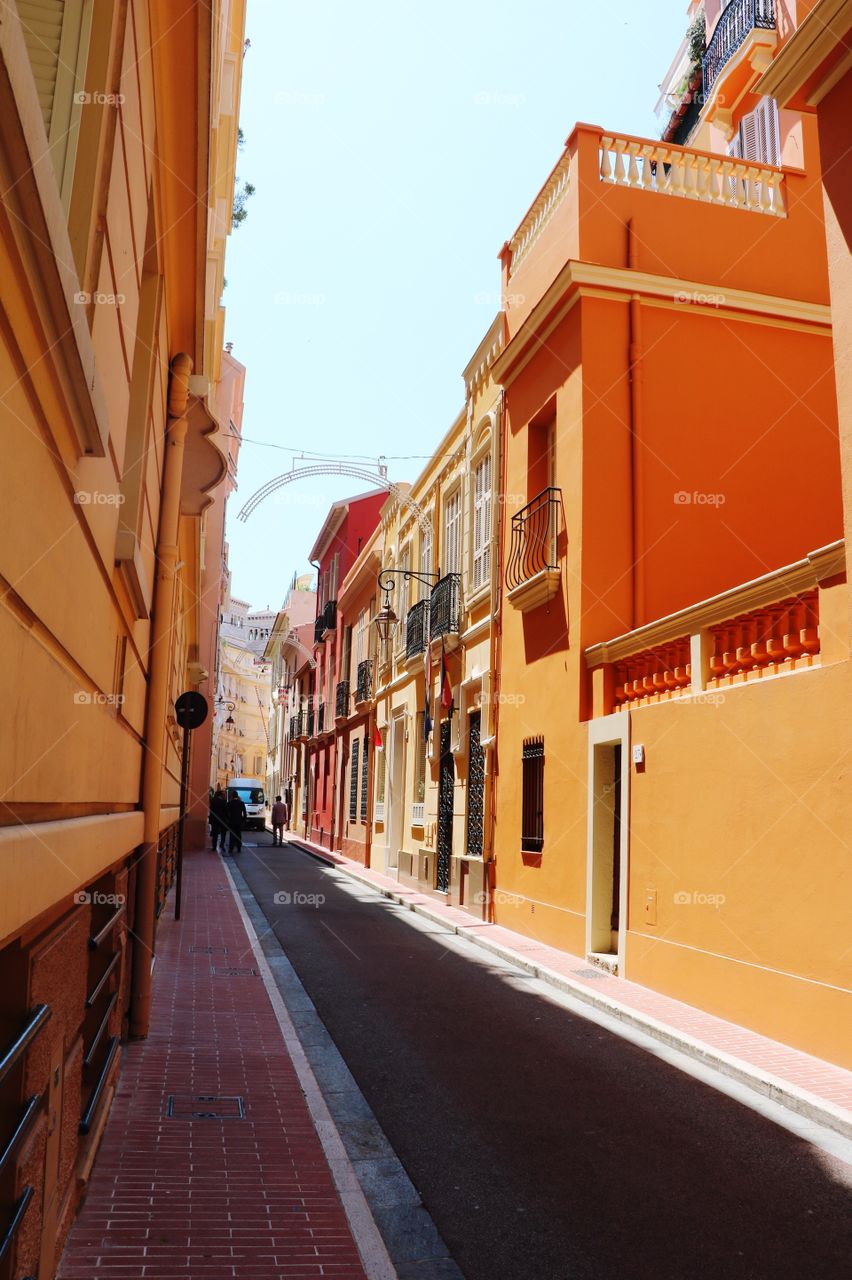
[0,0,246,1273]
[370,317,504,914]
[212,595,273,792]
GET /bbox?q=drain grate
[574,968,609,980]
[211,966,257,977]
[189,946,228,955]
[167,1094,245,1120]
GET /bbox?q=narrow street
[234,837,852,1280]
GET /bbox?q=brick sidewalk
[59,849,372,1280]
[291,835,852,1128]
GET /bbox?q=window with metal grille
[521,737,544,853]
[349,739,359,821]
[360,737,369,820]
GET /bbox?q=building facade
[490,11,849,1065]
[0,0,246,1274]
[264,575,317,810]
[211,594,273,791]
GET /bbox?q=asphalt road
[235,837,852,1280]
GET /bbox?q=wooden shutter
[444,491,460,575]
[18,0,66,133]
[360,737,368,820]
[755,96,781,166]
[473,453,492,590]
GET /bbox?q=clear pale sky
[223,0,686,609]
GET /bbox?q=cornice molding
[585,541,845,667]
[493,261,832,389]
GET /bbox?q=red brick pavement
[58,849,369,1280]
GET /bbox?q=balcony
[323,598,337,636]
[703,0,776,97]
[355,658,373,707]
[313,615,325,646]
[306,699,316,739]
[506,488,563,613]
[405,599,429,660]
[317,702,326,736]
[584,541,843,717]
[429,574,461,641]
[290,711,305,742]
[335,680,350,722]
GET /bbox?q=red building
[304,491,386,845]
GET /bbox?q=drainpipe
[129,352,193,1039]
[485,391,507,924]
[627,220,643,630]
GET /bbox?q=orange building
[0,2,246,1274]
[491,5,849,1065]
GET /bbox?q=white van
[226,777,267,831]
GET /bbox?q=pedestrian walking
[224,789,247,855]
[270,795,287,846]
[209,786,227,853]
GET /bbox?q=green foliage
[687,9,706,68]
[233,180,255,229]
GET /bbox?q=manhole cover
[166,1094,245,1120]
[210,966,257,977]
[189,946,228,955]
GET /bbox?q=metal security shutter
[349,739,359,821]
[521,737,544,853]
[360,737,368,821]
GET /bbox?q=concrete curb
[288,836,852,1145]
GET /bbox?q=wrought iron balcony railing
[703,0,775,95]
[317,702,326,735]
[405,599,429,659]
[506,488,562,592]
[313,615,325,646]
[323,598,337,634]
[355,658,373,705]
[429,574,461,640]
[290,711,304,740]
[306,698,315,739]
[335,680,350,721]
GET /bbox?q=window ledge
[508,568,561,613]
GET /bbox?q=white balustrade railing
[599,133,785,216]
[508,149,572,276]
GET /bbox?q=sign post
[173,691,209,920]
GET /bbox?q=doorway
[387,715,405,873]
[436,720,454,893]
[587,717,628,967]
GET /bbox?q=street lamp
[215,697,236,728]
[374,567,439,645]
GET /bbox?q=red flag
[440,639,454,714]
[373,722,383,750]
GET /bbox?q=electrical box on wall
[644,889,657,926]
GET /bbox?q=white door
[387,716,406,874]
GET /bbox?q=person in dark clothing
[209,786,228,853]
[224,791,247,855]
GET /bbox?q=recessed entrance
[588,737,626,964]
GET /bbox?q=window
[728,96,780,166]
[19,0,93,199]
[443,490,461,575]
[521,737,544,853]
[397,545,410,647]
[360,736,369,821]
[349,738,359,821]
[376,733,386,803]
[472,452,492,591]
[420,520,433,595]
[355,608,368,666]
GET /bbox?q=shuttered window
[349,739,359,821]
[443,490,461,575]
[729,96,780,166]
[472,452,492,591]
[420,520,433,596]
[360,737,369,821]
[521,737,544,853]
[18,0,92,198]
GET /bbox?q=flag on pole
[423,644,432,741]
[440,639,454,716]
[373,722,383,750]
